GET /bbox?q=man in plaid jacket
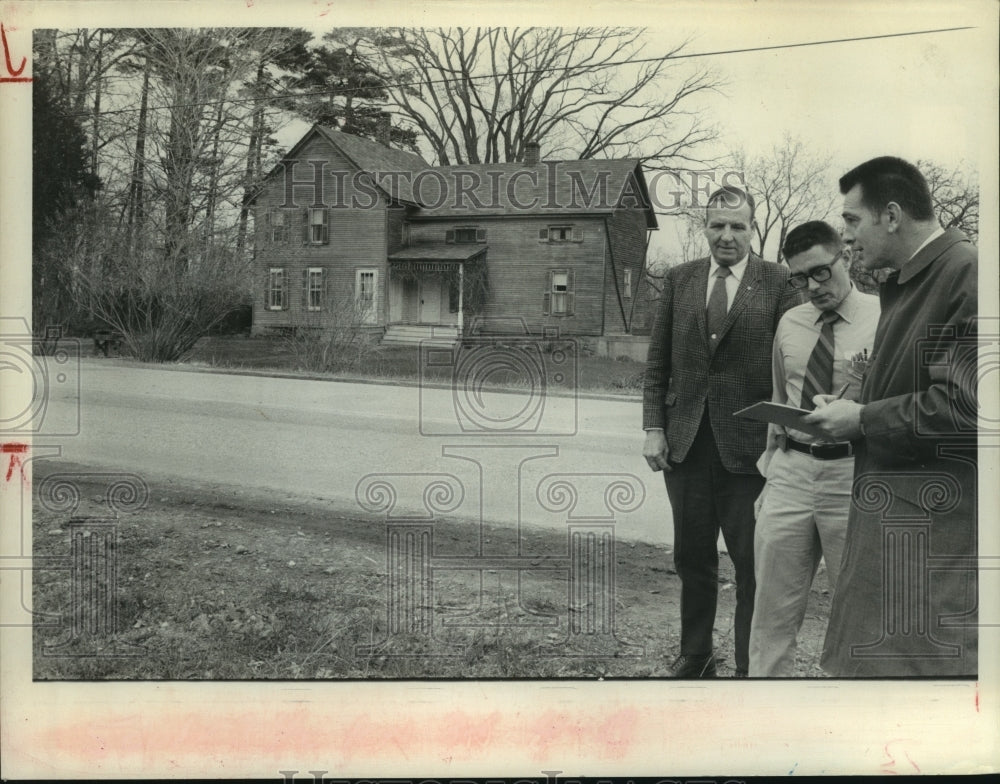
[643,186,802,677]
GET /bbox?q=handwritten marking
[1,22,30,83]
[882,739,920,774]
[2,442,28,483]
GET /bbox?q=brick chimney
[376,112,392,147]
[524,141,541,165]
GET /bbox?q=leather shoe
[734,669,748,678]
[670,653,717,679]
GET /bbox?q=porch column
[457,262,464,339]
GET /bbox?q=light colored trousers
[749,446,853,677]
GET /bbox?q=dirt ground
[31,460,831,679]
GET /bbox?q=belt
[785,437,854,460]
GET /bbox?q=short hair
[783,220,843,261]
[839,156,935,221]
[706,186,755,221]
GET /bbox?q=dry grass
[30,463,834,680]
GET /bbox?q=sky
[281,2,990,173]
[277,0,995,260]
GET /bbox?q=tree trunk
[126,58,150,250]
[236,59,265,258]
[90,30,103,179]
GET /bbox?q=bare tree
[734,135,838,262]
[361,27,722,167]
[918,159,979,243]
[36,28,274,359]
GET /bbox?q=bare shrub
[282,293,382,374]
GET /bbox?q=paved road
[33,359,679,546]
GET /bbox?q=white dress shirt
[705,254,748,309]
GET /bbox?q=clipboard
[734,401,831,439]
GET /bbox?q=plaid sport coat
[642,254,803,474]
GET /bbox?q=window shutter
[445,229,455,244]
[302,268,309,309]
[301,208,309,244]
[543,269,553,315]
[320,267,327,310]
[321,208,330,245]
[566,268,575,315]
[476,228,487,243]
[281,272,289,310]
[263,272,269,309]
[572,225,583,242]
[538,227,549,242]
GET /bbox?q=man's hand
[802,398,864,442]
[643,428,672,472]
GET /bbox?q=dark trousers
[664,411,763,673]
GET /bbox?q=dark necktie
[706,266,732,343]
[799,310,841,410]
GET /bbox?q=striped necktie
[706,266,732,343]
[799,310,841,410]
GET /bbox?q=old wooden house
[252,124,657,345]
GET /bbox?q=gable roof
[259,124,430,205]
[312,126,430,204]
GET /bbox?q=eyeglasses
[787,252,846,289]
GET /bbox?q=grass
[182,334,647,395]
[32,460,831,680]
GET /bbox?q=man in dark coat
[805,156,978,676]
[642,186,802,677]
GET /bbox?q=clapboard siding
[603,208,649,333]
[407,216,607,336]
[253,136,391,332]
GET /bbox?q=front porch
[385,244,488,347]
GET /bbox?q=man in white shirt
[643,187,801,677]
[749,220,879,677]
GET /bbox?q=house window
[355,269,378,325]
[304,207,329,244]
[539,225,582,242]
[307,267,324,311]
[267,268,286,310]
[268,209,288,243]
[623,268,633,298]
[446,227,486,243]
[543,268,575,316]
